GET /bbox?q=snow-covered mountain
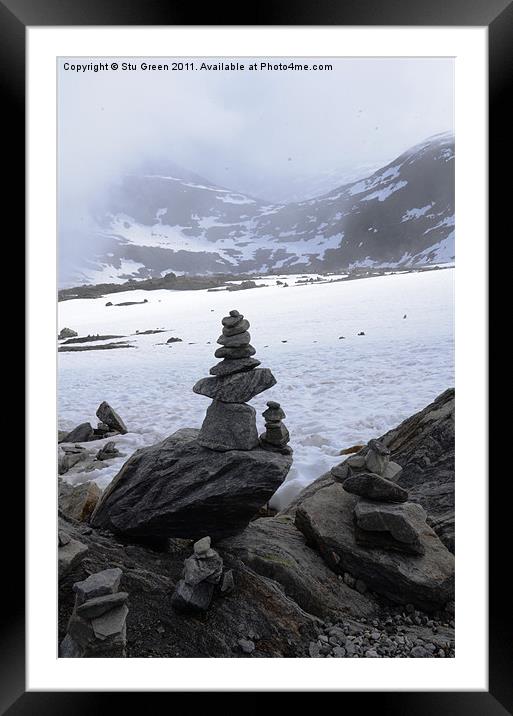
[64,132,454,286]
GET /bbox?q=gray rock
[294,483,454,611]
[238,638,255,654]
[214,344,256,359]
[198,401,259,451]
[410,645,430,657]
[73,567,123,605]
[354,500,427,550]
[380,388,455,552]
[96,401,128,435]
[91,429,292,540]
[209,357,261,376]
[381,461,403,482]
[183,552,223,586]
[343,473,408,503]
[331,462,350,481]
[365,439,391,474]
[193,368,276,404]
[219,516,376,620]
[222,318,250,336]
[222,310,244,327]
[96,441,120,461]
[217,331,251,347]
[59,633,83,658]
[76,592,129,619]
[91,603,129,640]
[171,579,215,613]
[346,454,366,468]
[59,537,88,579]
[262,401,286,422]
[58,448,89,475]
[59,480,102,522]
[58,530,71,547]
[193,536,212,556]
[62,422,94,443]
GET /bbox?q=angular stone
[193,536,211,556]
[330,462,350,481]
[59,537,88,579]
[343,473,408,503]
[193,369,276,404]
[354,500,426,544]
[221,310,243,328]
[91,428,292,540]
[262,423,289,446]
[171,579,215,613]
[91,603,129,640]
[76,592,129,619]
[217,331,251,347]
[222,318,250,336]
[209,357,261,377]
[96,401,128,435]
[365,439,391,474]
[59,480,102,522]
[96,441,120,461]
[73,568,123,605]
[294,483,454,611]
[346,454,366,468]
[220,569,235,594]
[184,552,223,586]
[62,422,94,443]
[198,401,259,451]
[59,633,83,658]
[214,344,256,359]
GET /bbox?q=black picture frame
[4,0,506,709]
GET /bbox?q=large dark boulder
[380,388,455,551]
[91,429,292,540]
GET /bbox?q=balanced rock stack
[60,568,128,658]
[259,401,291,455]
[172,536,233,613]
[331,438,427,555]
[193,310,276,451]
[91,311,292,540]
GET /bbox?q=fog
[58,57,453,275]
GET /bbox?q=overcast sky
[58,56,454,206]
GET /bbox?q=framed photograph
[3,0,506,708]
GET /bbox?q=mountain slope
[63,133,454,286]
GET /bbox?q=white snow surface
[58,269,454,509]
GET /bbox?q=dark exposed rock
[59,341,134,352]
[222,319,250,336]
[96,441,120,461]
[76,592,129,619]
[91,428,292,540]
[73,567,123,605]
[380,388,455,552]
[294,483,454,611]
[342,473,408,503]
[198,401,259,451]
[220,516,376,620]
[59,536,88,580]
[59,515,318,657]
[193,368,276,404]
[61,422,95,443]
[209,357,261,376]
[166,337,183,343]
[59,327,78,339]
[62,334,125,344]
[96,401,128,435]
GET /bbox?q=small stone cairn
[331,438,428,555]
[259,401,291,455]
[171,537,233,613]
[193,310,281,451]
[60,568,128,657]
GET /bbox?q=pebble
[238,638,255,654]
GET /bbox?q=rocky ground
[58,310,455,659]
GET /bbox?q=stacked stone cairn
[259,401,291,455]
[331,438,428,556]
[193,310,280,451]
[60,568,128,657]
[171,536,234,613]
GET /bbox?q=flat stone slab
[198,400,259,450]
[91,603,129,640]
[171,579,215,613]
[193,368,276,403]
[217,331,251,347]
[294,483,454,611]
[209,357,260,376]
[214,344,256,359]
[91,428,292,540]
[73,567,123,605]
[76,592,129,619]
[354,500,426,543]
[343,473,408,502]
[222,318,250,336]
